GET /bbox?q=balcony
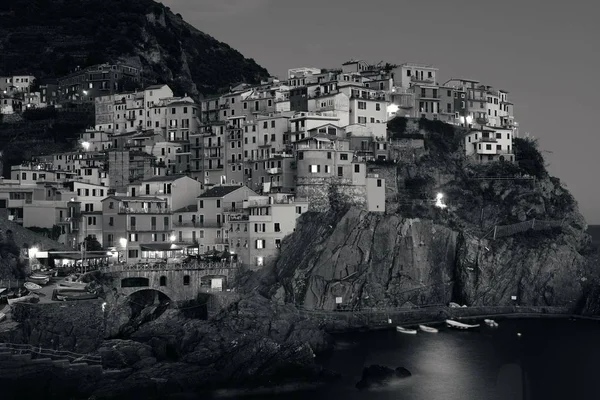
[267,167,282,175]
[223,202,244,212]
[204,152,223,159]
[118,206,171,214]
[259,142,272,148]
[204,164,224,171]
[125,114,136,121]
[205,142,223,148]
[219,104,230,109]
[411,76,435,84]
[477,136,497,143]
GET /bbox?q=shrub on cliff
[514,137,548,178]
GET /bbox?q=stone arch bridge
[102,261,239,303]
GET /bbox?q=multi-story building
[464,127,515,164]
[101,196,173,263]
[79,129,112,152]
[35,151,109,186]
[247,154,296,194]
[107,150,154,193]
[130,175,203,211]
[39,81,59,106]
[0,95,23,114]
[227,193,309,268]
[391,63,438,89]
[63,181,109,249]
[295,136,385,212]
[59,63,141,103]
[201,121,227,186]
[194,185,258,253]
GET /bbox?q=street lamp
[81,141,90,151]
[169,235,176,242]
[120,238,128,264]
[435,192,447,209]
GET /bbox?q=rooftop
[142,174,188,183]
[173,204,198,213]
[198,185,244,199]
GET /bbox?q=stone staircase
[0,342,104,379]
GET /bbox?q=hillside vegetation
[0,0,270,96]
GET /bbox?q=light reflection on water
[241,318,600,400]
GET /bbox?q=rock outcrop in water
[356,365,412,390]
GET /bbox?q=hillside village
[0,60,519,269]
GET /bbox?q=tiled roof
[198,185,243,198]
[142,174,187,183]
[173,204,198,213]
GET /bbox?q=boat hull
[27,277,49,285]
[419,325,439,333]
[7,294,38,305]
[446,319,480,330]
[396,326,417,334]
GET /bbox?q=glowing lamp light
[28,247,39,258]
[466,116,473,124]
[169,235,176,242]
[435,192,447,209]
[81,141,90,150]
[82,90,88,95]
[387,104,399,114]
[119,238,128,247]
[101,302,107,312]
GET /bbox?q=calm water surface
[238,318,600,400]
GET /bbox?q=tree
[83,235,102,251]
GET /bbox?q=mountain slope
[0,0,270,96]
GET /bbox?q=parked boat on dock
[54,289,98,301]
[396,326,418,334]
[419,325,439,333]
[7,293,38,305]
[24,282,42,291]
[446,319,480,330]
[27,274,50,285]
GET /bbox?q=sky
[161,0,600,223]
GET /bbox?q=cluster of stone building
[0,59,518,268]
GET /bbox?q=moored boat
[55,290,97,301]
[396,326,417,334]
[24,282,42,291]
[484,319,499,327]
[7,293,38,305]
[419,324,439,333]
[27,275,50,285]
[449,302,462,308]
[0,312,6,322]
[446,319,480,330]
[57,281,87,289]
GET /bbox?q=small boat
[446,319,480,330]
[56,284,88,292]
[8,293,38,305]
[55,290,97,301]
[0,288,7,296]
[449,302,462,308]
[396,326,417,334]
[27,275,50,285]
[58,281,87,289]
[419,325,439,333]
[24,282,42,291]
[484,319,499,327]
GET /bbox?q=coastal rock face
[270,208,457,310]
[266,206,589,310]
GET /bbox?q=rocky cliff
[0,0,270,96]
[256,119,593,312]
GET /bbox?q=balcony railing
[205,142,223,148]
[411,76,435,83]
[118,206,171,214]
[174,221,223,228]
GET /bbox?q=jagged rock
[355,365,411,390]
[97,339,154,369]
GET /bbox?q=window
[377,179,382,187]
[216,200,221,208]
[109,217,114,226]
[358,117,367,124]
[486,144,492,150]
[310,165,319,173]
[375,103,381,111]
[274,223,281,232]
[327,152,332,159]
[164,216,169,228]
[340,153,348,161]
[160,276,167,286]
[354,164,360,173]
[357,101,366,110]
[256,239,265,249]
[298,152,304,160]
[337,166,343,177]
[199,200,204,208]
[183,275,190,285]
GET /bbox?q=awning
[140,243,183,251]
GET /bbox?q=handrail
[0,342,102,364]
